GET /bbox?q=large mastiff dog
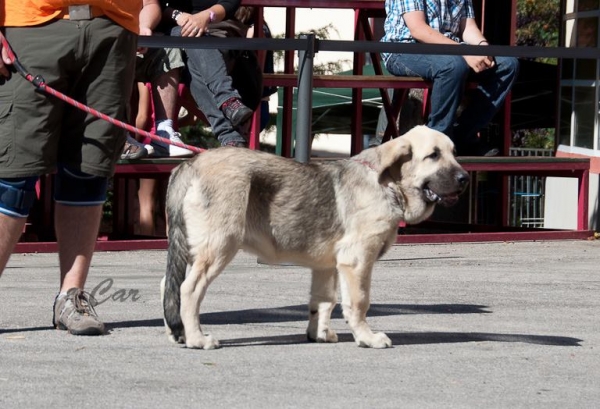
[162,125,469,349]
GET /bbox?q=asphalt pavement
[1,240,599,408]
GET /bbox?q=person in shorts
[0,1,141,335]
[122,0,193,159]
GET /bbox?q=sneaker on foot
[222,140,248,148]
[221,97,253,128]
[53,288,105,336]
[151,130,194,158]
[121,135,148,160]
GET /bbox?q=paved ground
[1,240,599,408]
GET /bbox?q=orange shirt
[1,0,142,34]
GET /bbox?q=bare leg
[137,178,157,236]
[134,82,151,137]
[54,204,102,291]
[153,68,181,122]
[0,214,27,275]
[306,268,339,343]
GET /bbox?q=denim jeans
[385,52,519,152]
[171,27,246,146]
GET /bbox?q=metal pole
[295,34,315,163]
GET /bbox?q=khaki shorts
[135,45,185,84]
[0,17,137,178]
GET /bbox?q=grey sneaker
[221,97,253,128]
[53,288,105,336]
[121,135,149,160]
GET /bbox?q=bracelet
[172,9,182,21]
[208,10,216,22]
[478,40,489,45]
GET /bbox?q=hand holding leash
[0,33,13,78]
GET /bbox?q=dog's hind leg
[160,275,179,343]
[306,268,339,343]
[180,244,237,350]
[338,261,392,349]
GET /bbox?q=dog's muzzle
[423,170,469,207]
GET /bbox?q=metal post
[295,34,315,163]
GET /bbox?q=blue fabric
[0,177,38,218]
[54,164,108,206]
[173,26,247,146]
[385,53,519,149]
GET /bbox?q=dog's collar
[352,159,377,172]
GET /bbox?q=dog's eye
[426,150,440,160]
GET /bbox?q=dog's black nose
[457,172,470,188]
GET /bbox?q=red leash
[0,37,205,155]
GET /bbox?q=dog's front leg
[306,268,339,343]
[180,258,223,350]
[338,262,392,349]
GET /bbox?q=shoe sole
[121,147,148,160]
[55,322,105,336]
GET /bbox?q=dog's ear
[377,136,412,183]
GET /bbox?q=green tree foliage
[513,0,560,149]
[516,0,560,64]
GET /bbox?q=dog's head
[374,125,469,224]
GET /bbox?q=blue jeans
[172,27,246,146]
[385,53,519,152]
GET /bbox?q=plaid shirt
[382,0,475,61]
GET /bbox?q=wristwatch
[208,10,216,22]
[171,9,182,21]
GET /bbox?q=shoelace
[71,289,100,317]
[170,132,185,143]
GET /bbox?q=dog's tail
[163,162,192,342]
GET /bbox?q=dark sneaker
[53,288,105,336]
[221,97,253,128]
[151,130,194,158]
[121,135,148,160]
[222,140,248,148]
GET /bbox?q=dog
[161,125,469,349]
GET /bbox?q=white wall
[263,8,357,72]
[544,173,599,230]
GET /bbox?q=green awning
[275,65,385,137]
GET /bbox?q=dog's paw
[307,328,339,343]
[167,333,186,344]
[186,334,221,350]
[356,332,392,349]
[318,329,338,343]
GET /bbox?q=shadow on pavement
[221,332,582,348]
[104,303,491,330]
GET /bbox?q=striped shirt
[382,0,475,61]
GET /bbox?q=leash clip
[32,75,46,89]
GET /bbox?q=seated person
[237,6,278,132]
[160,0,254,148]
[123,0,193,158]
[381,0,519,156]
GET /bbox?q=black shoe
[221,98,253,128]
[222,140,248,148]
